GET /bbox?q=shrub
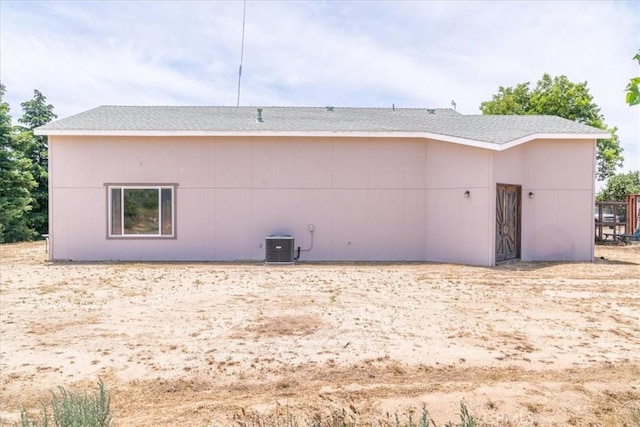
[16,380,111,427]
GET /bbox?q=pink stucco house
[35,106,609,266]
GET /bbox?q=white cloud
[1,0,638,172]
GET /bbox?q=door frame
[495,183,522,263]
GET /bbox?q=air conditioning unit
[265,235,295,264]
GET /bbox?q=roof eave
[34,129,610,150]
[495,132,611,151]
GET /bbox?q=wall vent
[265,235,294,264]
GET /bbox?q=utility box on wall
[265,235,295,264]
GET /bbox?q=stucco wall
[424,141,492,265]
[492,139,596,262]
[49,136,492,264]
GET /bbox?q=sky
[1,0,639,175]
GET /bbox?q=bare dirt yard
[1,242,639,426]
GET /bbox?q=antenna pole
[236,0,247,107]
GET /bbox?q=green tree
[597,171,640,202]
[625,50,640,106]
[16,89,56,236]
[480,73,623,181]
[0,83,37,242]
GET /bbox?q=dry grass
[244,315,324,338]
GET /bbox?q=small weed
[445,402,477,427]
[276,381,291,390]
[485,399,497,410]
[390,405,432,427]
[16,380,111,427]
[523,402,543,414]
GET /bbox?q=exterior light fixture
[464,190,470,198]
[528,192,535,199]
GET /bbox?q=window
[108,185,175,237]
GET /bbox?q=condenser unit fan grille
[265,236,294,264]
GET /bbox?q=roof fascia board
[34,129,610,151]
[496,132,611,151]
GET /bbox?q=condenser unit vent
[265,235,295,264]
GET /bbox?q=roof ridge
[97,105,453,111]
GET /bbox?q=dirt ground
[0,242,639,426]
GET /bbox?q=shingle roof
[35,105,610,146]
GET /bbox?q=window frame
[106,184,177,239]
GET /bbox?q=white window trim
[107,184,176,239]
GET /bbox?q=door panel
[496,184,521,262]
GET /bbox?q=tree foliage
[625,50,640,106]
[16,89,56,236]
[0,85,56,242]
[597,171,640,202]
[0,83,37,243]
[480,73,623,181]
